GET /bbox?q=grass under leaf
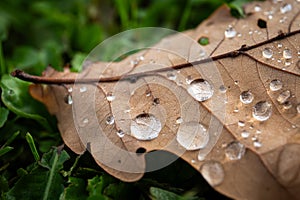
[0,0,252,199]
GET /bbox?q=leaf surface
[27,1,300,199]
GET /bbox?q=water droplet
[225,141,246,160]
[233,107,239,113]
[176,117,183,124]
[219,85,227,93]
[297,104,300,114]
[240,90,254,104]
[153,98,160,105]
[252,101,272,121]
[234,80,239,85]
[145,90,151,97]
[130,113,162,140]
[167,72,177,80]
[198,154,206,161]
[185,75,193,84]
[187,79,214,102]
[283,101,292,110]
[106,115,115,125]
[117,129,125,138]
[198,36,209,45]
[270,79,283,91]
[64,94,73,105]
[68,87,73,93]
[238,121,245,127]
[106,92,115,102]
[280,3,292,14]
[241,130,250,138]
[83,118,89,124]
[283,49,292,59]
[277,43,283,48]
[139,55,144,61]
[262,47,273,59]
[253,140,262,148]
[80,86,87,93]
[277,90,291,104]
[191,159,196,164]
[254,5,262,12]
[224,26,237,39]
[176,122,209,150]
[200,161,224,186]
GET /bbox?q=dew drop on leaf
[219,85,227,93]
[240,90,254,104]
[176,121,209,150]
[283,101,292,110]
[277,90,291,104]
[200,161,224,186]
[187,79,214,102]
[238,121,245,127]
[269,79,283,91]
[130,113,162,140]
[117,129,125,138]
[198,36,209,45]
[83,118,89,124]
[262,47,273,59]
[280,3,292,14]
[68,87,73,93]
[252,101,272,121]
[224,26,237,39]
[106,115,115,125]
[185,75,193,84]
[167,72,177,80]
[176,117,183,124]
[225,141,246,160]
[253,140,262,148]
[241,130,250,138]
[254,5,262,12]
[106,92,115,102]
[64,94,73,105]
[80,86,87,93]
[283,49,292,59]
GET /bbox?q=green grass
[0,0,250,199]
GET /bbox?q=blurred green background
[0,0,250,199]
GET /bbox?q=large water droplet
[200,161,224,186]
[106,115,115,125]
[280,3,292,14]
[252,101,272,121]
[283,49,292,59]
[224,26,237,39]
[262,48,273,59]
[64,94,73,105]
[225,141,246,160]
[130,113,162,140]
[240,90,254,104]
[187,79,214,102]
[176,122,209,150]
[277,90,291,104]
[106,92,115,102]
[270,79,283,91]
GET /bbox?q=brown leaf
[27,0,300,199]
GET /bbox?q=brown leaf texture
[28,0,300,199]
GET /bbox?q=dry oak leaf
[19,0,300,199]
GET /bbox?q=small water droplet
[224,26,237,39]
[277,43,283,48]
[240,90,254,104]
[198,154,206,161]
[238,121,245,127]
[117,129,125,138]
[106,115,115,125]
[139,55,144,61]
[283,49,292,59]
[234,80,239,85]
[241,130,250,138]
[80,86,87,93]
[64,94,73,105]
[106,92,115,102]
[270,79,283,91]
[167,72,177,80]
[176,122,209,150]
[262,47,273,59]
[198,36,209,46]
[68,87,73,93]
[83,118,89,124]
[187,79,214,102]
[283,101,292,110]
[191,159,196,164]
[225,141,246,160]
[130,113,162,140]
[254,5,262,12]
[233,107,239,113]
[253,140,262,148]
[297,104,300,114]
[280,3,292,14]
[186,75,193,84]
[219,85,227,93]
[252,101,272,121]
[277,90,291,104]
[153,98,160,105]
[200,161,224,186]
[176,117,183,124]
[145,90,151,97]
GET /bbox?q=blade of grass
[0,146,13,157]
[25,132,40,161]
[1,131,20,148]
[178,0,192,31]
[114,0,130,29]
